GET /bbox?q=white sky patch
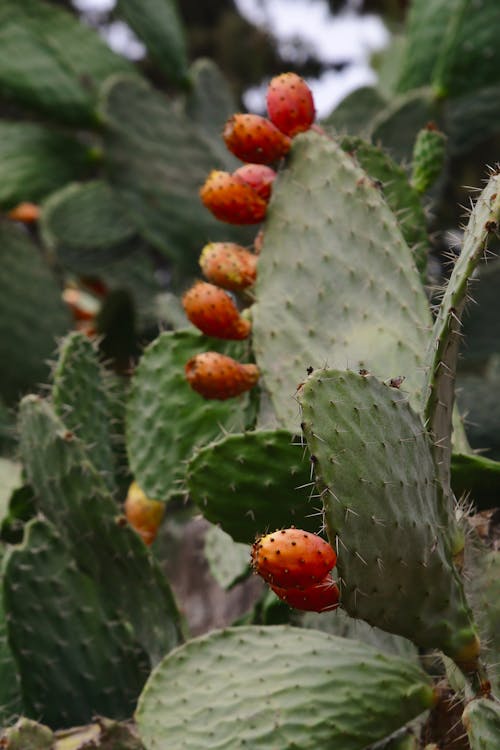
[100,20,146,60]
[72,0,116,12]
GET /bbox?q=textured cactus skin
[4,518,150,727]
[0,221,71,404]
[186,429,317,542]
[126,330,251,502]
[411,124,447,194]
[0,717,54,749]
[462,698,500,750]
[52,332,117,493]
[466,549,500,694]
[0,545,22,724]
[423,171,500,506]
[136,626,435,750]
[299,368,477,661]
[18,396,183,668]
[252,132,431,430]
[339,135,429,276]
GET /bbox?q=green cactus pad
[187,429,319,543]
[411,124,447,194]
[126,330,250,502]
[115,0,188,84]
[51,332,117,493]
[299,368,477,660]
[0,121,89,210]
[0,221,71,404]
[0,717,54,749]
[3,518,150,727]
[0,0,133,125]
[462,698,500,750]
[252,131,432,430]
[203,525,250,589]
[136,625,435,750]
[339,136,429,276]
[40,180,140,272]
[451,453,500,512]
[422,171,500,504]
[99,75,251,277]
[0,544,22,724]
[465,548,500,695]
[397,0,500,98]
[18,395,183,668]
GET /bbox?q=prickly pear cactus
[299,368,477,665]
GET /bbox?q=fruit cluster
[183,73,316,400]
[251,527,340,613]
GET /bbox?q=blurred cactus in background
[1,1,500,749]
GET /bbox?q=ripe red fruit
[233,164,276,202]
[185,352,259,400]
[200,170,267,225]
[182,281,251,340]
[271,574,340,612]
[251,527,337,588]
[124,481,165,546]
[199,242,257,291]
[266,72,315,137]
[223,114,291,164]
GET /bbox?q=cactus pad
[252,131,432,430]
[126,330,250,502]
[136,625,435,750]
[299,368,477,661]
[462,698,500,750]
[187,429,318,542]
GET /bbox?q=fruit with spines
[199,169,267,224]
[266,72,315,136]
[251,527,337,588]
[271,574,340,612]
[182,281,251,340]
[223,114,291,164]
[233,164,276,201]
[124,480,165,546]
[199,242,257,291]
[185,351,259,400]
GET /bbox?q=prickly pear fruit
[411,122,447,194]
[182,281,251,340]
[7,201,40,223]
[200,169,267,224]
[124,481,165,546]
[233,164,276,201]
[223,114,291,164]
[199,242,257,291]
[266,72,315,137]
[185,351,259,400]
[251,528,337,588]
[271,574,340,612]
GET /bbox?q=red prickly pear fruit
[7,201,40,223]
[271,574,340,612]
[266,72,315,137]
[182,281,251,340]
[199,242,257,291]
[251,527,337,588]
[124,481,165,546]
[185,351,259,400]
[233,164,276,202]
[200,169,267,225]
[223,114,291,164]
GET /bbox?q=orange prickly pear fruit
[271,574,340,612]
[266,72,315,137]
[200,169,267,225]
[223,114,291,164]
[251,527,337,588]
[7,201,40,223]
[233,164,276,201]
[182,281,251,340]
[185,352,259,400]
[199,242,257,291]
[124,481,165,546]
